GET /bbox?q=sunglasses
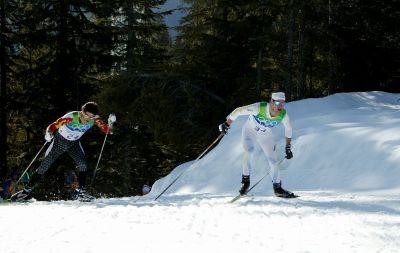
[273,100,285,107]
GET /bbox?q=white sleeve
[227,103,260,121]
[282,112,293,138]
[65,112,75,118]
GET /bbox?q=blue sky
[160,0,187,39]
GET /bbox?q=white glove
[108,113,116,126]
[45,131,53,142]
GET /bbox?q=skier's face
[271,99,285,112]
[81,111,94,122]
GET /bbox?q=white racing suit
[227,102,292,184]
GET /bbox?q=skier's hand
[218,122,230,135]
[45,131,53,142]
[108,113,116,126]
[285,144,293,159]
[106,127,113,135]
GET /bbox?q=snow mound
[151,91,400,197]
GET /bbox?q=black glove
[218,122,230,134]
[285,144,293,159]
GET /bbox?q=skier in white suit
[218,92,296,198]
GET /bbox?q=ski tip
[8,190,33,202]
[1,199,11,204]
[228,193,248,203]
[228,196,241,203]
[78,199,95,203]
[277,194,300,199]
[3,198,33,204]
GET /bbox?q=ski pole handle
[108,113,116,126]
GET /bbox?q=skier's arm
[281,113,293,140]
[218,103,259,134]
[226,103,260,122]
[47,113,73,133]
[94,117,112,134]
[282,113,293,159]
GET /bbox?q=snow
[1,91,400,253]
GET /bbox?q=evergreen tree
[2,0,399,199]
[93,0,172,196]
[5,0,118,198]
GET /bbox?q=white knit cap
[271,92,286,101]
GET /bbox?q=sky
[1,91,400,253]
[159,0,187,39]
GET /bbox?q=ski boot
[70,171,94,201]
[239,175,250,195]
[9,186,33,202]
[9,173,41,202]
[273,182,297,198]
[70,188,95,202]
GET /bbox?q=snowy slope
[1,91,400,253]
[151,91,400,196]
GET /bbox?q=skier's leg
[239,122,256,194]
[258,134,280,184]
[36,132,70,175]
[67,142,94,200]
[241,122,256,177]
[11,133,70,200]
[258,135,296,197]
[11,134,65,201]
[67,141,88,188]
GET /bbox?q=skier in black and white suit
[12,102,116,201]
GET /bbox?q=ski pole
[91,113,116,185]
[91,131,109,185]
[154,133,224,201]
[247,158,285,194]
[15,141,48,186]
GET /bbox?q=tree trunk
[0,0,7,178]
[297,0,305,100]
[327,0,335,94]
[285,0,296,101]
[256,47,262,96]
[308,41,314,96]
[58,0,68,100]
[122,126,131,194]
[126,1,135,73]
